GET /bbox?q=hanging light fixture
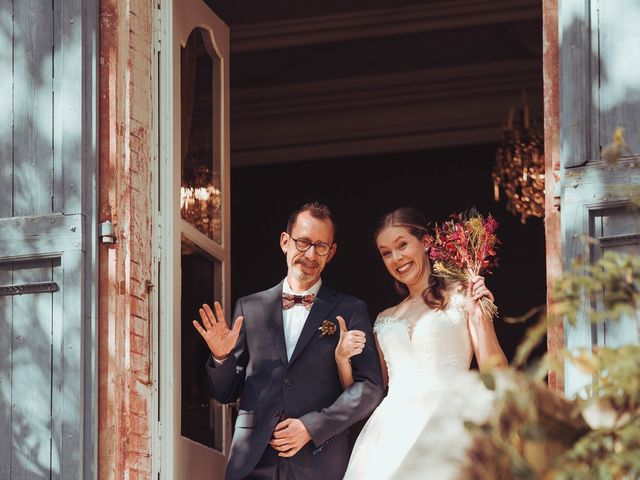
[180,165,222,238]
[492,93,545,223]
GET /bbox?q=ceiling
[204,0,544,166]
[208,0,448,24]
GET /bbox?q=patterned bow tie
[282,293,315,310]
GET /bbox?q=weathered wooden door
[560,0,640,396]
[0,0,98,478]
[154,0,231,478]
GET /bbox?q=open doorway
[208,0,547,362]
[230,144,547,362]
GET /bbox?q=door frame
[84,0,100,477]
[152,1,232,478]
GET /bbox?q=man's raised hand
[192,301,244,360]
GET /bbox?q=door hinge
[99,221,117,244]
[0,281,59,296]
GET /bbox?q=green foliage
[506,305,548,369]
[465,380,541,480]
[547,416,640,480]
[553,251,640,327]
[468,248,640,479]
[465,129,640,478]
[577,345,640,413]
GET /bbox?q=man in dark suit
[193,202,384,480]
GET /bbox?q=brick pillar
[543,0,563,392]
[99,0,155,478]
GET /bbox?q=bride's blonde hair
[374,208,449,310]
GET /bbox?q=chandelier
[492,101,545,223]
[180,165,222,240]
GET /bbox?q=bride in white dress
[335,208,508,480]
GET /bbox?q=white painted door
[154,1,231,478]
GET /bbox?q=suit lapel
[263,281,288,367]
[288,284,338,368]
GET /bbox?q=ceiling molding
[231,0,541,52]
[232,60,541,118]
[230,60,543,167]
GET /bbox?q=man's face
[280,211,336,289]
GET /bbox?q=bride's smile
[396,261,413,274]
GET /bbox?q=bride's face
[376,226,430,286]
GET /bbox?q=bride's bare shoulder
[375,299,415,327]
[443,281,467,302]
[444,281,472,315]
[374,305,402,332]
[445,280,466,295]
[377,300,405,319]
[378,305,398,318]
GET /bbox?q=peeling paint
[99,0,155,478]
[542,0,563,393]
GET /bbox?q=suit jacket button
[273,409,281,418]
[283,378,291,387]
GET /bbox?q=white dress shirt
[282,278,322,360]
[213,278,322,365]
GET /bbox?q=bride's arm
[335,356,353,389]
[467,276,508,370]
[335,329,388,390]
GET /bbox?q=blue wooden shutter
[0,0,98,478]
[560,0,640,397]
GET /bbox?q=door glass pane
[180,28,223,244]
[181,239,224,450]
[598,1,640,155]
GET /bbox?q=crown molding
[230,60,543,167]
[231,0,541,53]
[232,60,541,119]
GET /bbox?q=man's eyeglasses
[288,235,333,256]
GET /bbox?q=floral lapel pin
[318,320,337,337]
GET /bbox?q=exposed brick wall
[99,0,155,478]
[543,0,564,393]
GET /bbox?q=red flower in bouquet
[429,209,500,319]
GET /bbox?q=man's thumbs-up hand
[334,315,367,365]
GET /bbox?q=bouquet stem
[479,296,499,320]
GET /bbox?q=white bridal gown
[344,293,497,480]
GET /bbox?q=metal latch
[0,281,60,296]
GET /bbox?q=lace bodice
[374,293,473,392]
